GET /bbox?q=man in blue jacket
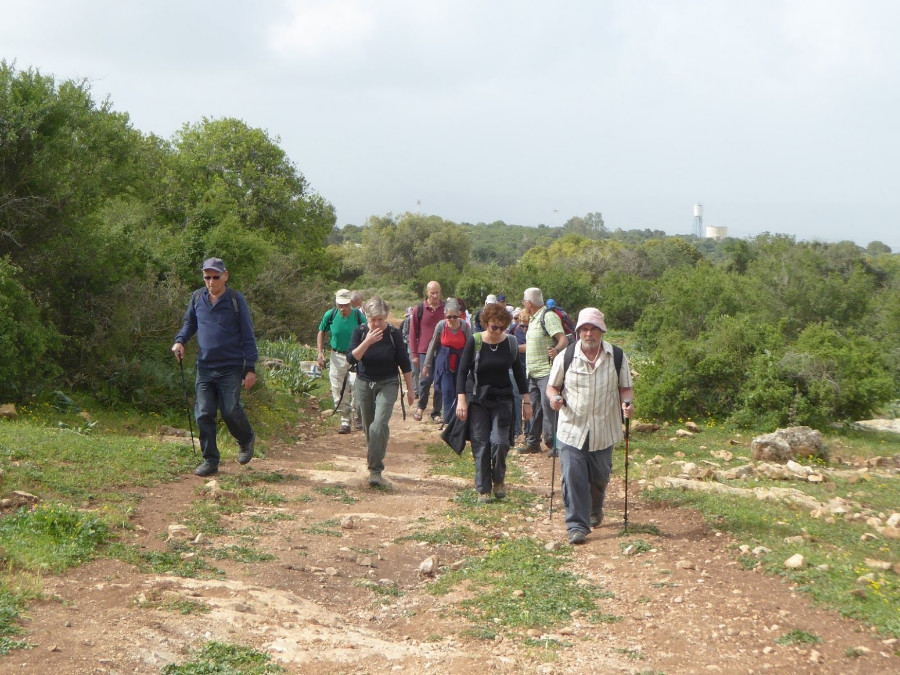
[172,257,259,477]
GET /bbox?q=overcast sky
[3,0,898,250]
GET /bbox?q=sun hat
[335,289,352,304]
[484,294,498,305]
[575,308,608,333]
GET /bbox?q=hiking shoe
[547,448,558,458]
[516,443,541,454]
[354,418,363,431]
[477,493,492,504]
[194,461,219,477]
[493,482,506,500]
[412,408,423,421]
[590,512,604,528]
[368,471,386,487]
[238,433,255,465]
[568,531,587,545]
[338,423,351,434]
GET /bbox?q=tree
[562,212,606,239]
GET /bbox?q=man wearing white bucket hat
[546,308,634,545]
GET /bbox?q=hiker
[172,257,258,477]
[546,308,634,545]
[422,298,471,425]
[350,290,365,315]
[472,293,497,332]
[409,281,445,422]
[510,308,532,444]
[316,288,365,434]
[519,287,569,455]
[455,302,530,503]
[347,296,415,487]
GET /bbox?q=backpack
[400,314,412,346]
[324,306,364,332]
[539,306,577,345]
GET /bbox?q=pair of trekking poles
[549,401,632,531]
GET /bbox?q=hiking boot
[477,493,492,504]
[354,418,363,431]
[194,460,219,477]
[238,433,255,465]
[338,423,351,434]
[547,448,558,458]
[493,482,506,500]
[590,511,604,528]
[568,530,587,545]
[516,443,541,454]
[368,471,386,487]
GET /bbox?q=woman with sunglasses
[422,298,471,425]
[455,302,530,503]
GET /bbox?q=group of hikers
[172,258,633,546]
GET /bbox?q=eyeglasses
[203,275,221,281]
[488,324,505,331]
[446,315,460,320]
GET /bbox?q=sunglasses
[203,275,221,281]
[446,315,460,320]
[488,324,505,331]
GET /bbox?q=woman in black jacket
[455,302,530,503]
[347,297,415,486]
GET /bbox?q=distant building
[705,225,727,241]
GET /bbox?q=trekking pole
[623,401,631,532]
[549,434,557,519]
[178,357,198,456]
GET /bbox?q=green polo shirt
[318,308,365,351]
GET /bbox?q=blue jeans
[195,365,254,464]
[354,376,399,474]
[416,352,443,416]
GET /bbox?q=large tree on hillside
[158,117,334,282]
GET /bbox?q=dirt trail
[5,398,897,674]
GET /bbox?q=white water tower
[693,203,703,237]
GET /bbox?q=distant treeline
[2,62,897,427]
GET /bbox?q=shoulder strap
[193,288,239,316]
[354,308,365,325]
[506,334,518,365]
[538,307,551,337]
[325,307,338,329]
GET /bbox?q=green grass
[135,590,211,615]
[207,545,276,563]
[109,544,225,579]
[0,504,111,573]
[634,422,900,637]
[0,421,196,521]
[429,538,619,633]
[300,519,343,538]
[162,640,286,674]
[775,629,823,646]
[313,485,359,504]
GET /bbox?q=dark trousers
[468,399,513,494]
[195,365,254,464]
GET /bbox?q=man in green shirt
[317,289,366,433]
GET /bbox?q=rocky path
[5,400,897,674]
